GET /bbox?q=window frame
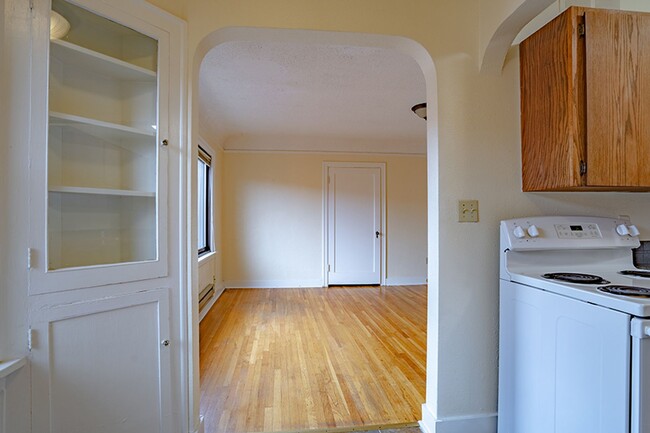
[197,145,212,256]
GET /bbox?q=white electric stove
[499,216,650,433]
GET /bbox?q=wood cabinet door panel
[586,10,650,187]
[520,10,585,191]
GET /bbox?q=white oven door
[499,280,630,433]
[631,318,650,433]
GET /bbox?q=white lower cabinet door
[30,288,171,433]
[498,280,630,433]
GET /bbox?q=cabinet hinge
[27,328,33,351]
[328,264,331,272]
[580,160,587,176]
[29,0,33,10]
[578,23,586,37]
[27,248,32,269]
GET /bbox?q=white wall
[0,0,29,366]
[514,0,649,45]
[0,0,33,431]
[621,0,650,11]
[221,152,427,288]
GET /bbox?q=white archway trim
[479,0,555,74]
[189,27,439,433]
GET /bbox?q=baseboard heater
[199,283,215,314]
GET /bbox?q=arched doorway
[187,27,439,433]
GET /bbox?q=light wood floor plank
[200,285,427,433]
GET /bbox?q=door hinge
[580,160,587,176]
[29,0,34,10]
[27,248,32,269]
[328,264,331,272]
[27,328,33,351]
[578,23,585,37]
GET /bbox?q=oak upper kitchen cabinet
[520,7,650,191]
[27,0,185,432]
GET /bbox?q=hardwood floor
[199,285,427,433]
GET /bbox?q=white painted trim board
[385,277,427,286]
[224,149,426,157]
[421,404,497,433]
[0,359,26,380]
[225,279,324,289]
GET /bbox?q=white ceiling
[198,41,427,154]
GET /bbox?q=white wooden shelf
[49,186,155,197]
[50,39,156,81]
[50,111,155,140]
[0,358,26,380]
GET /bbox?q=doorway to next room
[194,30,429,433]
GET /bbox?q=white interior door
[327,164,383,285]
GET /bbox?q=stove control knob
[527,225,540,238]
[513,226,527,239]
[616,224,630,236]
[628,224,640,237]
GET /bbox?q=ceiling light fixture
[411,102,427,120]
[50,11,70,40]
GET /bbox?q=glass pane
[197,160,207,252]
[47,0,159,270]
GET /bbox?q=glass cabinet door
[29,0,169,293]
[48,0,158,270]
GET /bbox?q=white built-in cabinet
[31,0,170,293]
[28,0,183,432]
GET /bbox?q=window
[198,146,211,255]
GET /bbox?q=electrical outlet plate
[458,200,479,223]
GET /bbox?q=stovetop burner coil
[542,272,610,285]
[598,285,650,297]
[620,270,650,278]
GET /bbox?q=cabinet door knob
[161,139,168,147]
[161,339,170,347]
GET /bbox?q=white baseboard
[225,278,425,289]
[225,279,323,289]
[192,415,205,433]
[420,403,437,433]
[385,276,427,286]
[420,404,497,433]
[199,283,225,322]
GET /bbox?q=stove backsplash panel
[634,241,650,269]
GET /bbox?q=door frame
[322,162,386,287]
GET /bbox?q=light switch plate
[458,200,479,223]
